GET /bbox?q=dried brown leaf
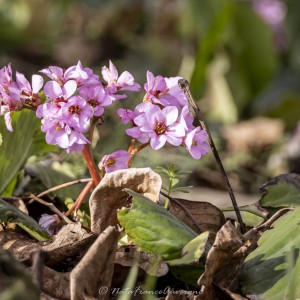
[41,266,70,300]
[197,221,253,300]
[169,198,225,242]
[0,231,41,261]
[115,245,169,277]
[43,223,97,266]
[89,168,162,234]
[70,226,120,300]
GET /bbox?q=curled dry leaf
[70,226,120,300]
[42,223,97,266]
[168,197,225,242]
[197,221,254,300]
[89,168,162,234]
[115,245,169,277]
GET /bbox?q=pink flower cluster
[1,61,210,174]
[118,71,209,160]
[0,61,140,152]
[36,61,140,153]
[0,64,44,131]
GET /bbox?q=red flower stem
[128,142,150,167]
[64,180,94,217]
[82,145,101,186]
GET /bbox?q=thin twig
[36,178,91,198]
[64,180,94,217]
[256,208,293,232]
[178,79,246,233]
[160,191,202,233]
[29,194,72,224]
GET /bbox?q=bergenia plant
[0,60,210,232]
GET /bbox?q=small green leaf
[117,189,197,260]
[171,177,179,187]
[240,208,300,299]
[259,173,300,208]
[0,198,51,241]
[167,232,210,266]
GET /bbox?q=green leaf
[259,173,300,208]
[0,198,51,241]
[171,177,179,187]
[240,207,300,300]
[117,189,197,261]
[0,110,40,194]
[167,232,210,266]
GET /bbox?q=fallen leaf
[43,223,97,266]
[115,245,169,277]
[197,221,253,299]
[40,266,70,300]
[89,168,162,234]
[0,231,41,261]
[70,226,120,300]
[169,198,225,242]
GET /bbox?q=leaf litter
[0,168,298,299]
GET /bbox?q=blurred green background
[1,0,300,196]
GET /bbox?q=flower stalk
[178,79,246,233]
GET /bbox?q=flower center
[192,140,197,146]
[107,158,115,166]
[154,121,167,135]
[88,99,98,107]
[56,124,62,131]
[68,105,81,114]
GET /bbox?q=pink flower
[39,214,61,235]
[0,64,13,87]
[102,60,141,100]
[99,150,130,173]
[61,96,93,132]
[184,127,210,159]
[42,119,70,148]
[15,72,43,106]
[43,80,77,104]
[134,104,185,150]
[40,61,99,87]
[79,85,112,117]
[143,71,186,108]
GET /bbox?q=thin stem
[178,79,246,233]
[82,145,101,186]
[29,194,72,224]
[128,142,150,167]
[64,180,94,217]
[36,178,91,198]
